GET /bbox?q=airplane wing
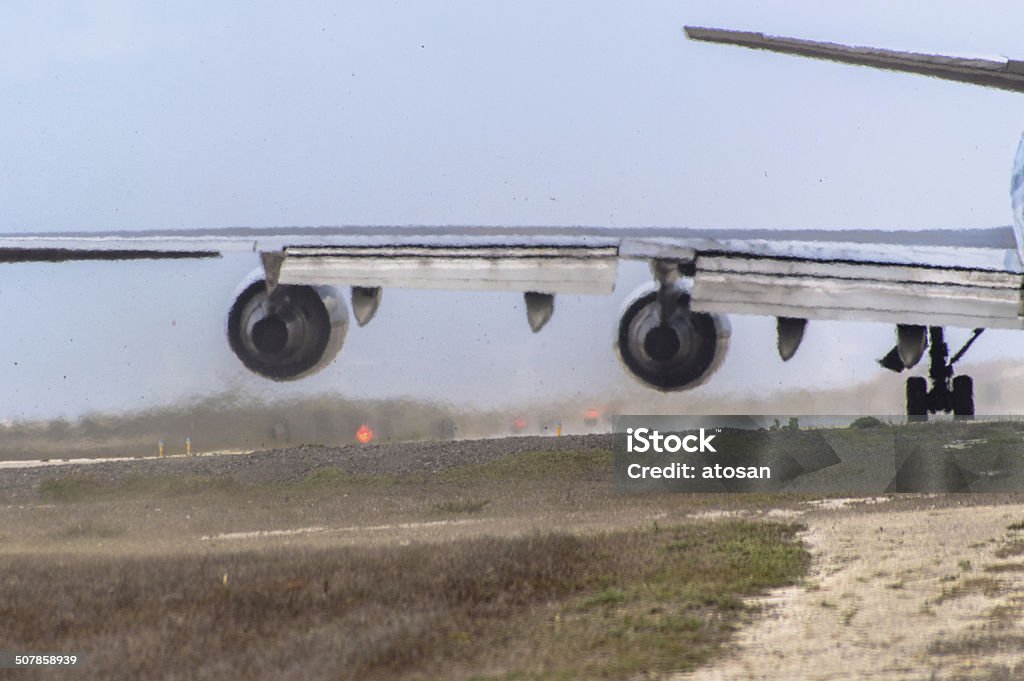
[684,26,1024,94]
[7,223,1020,331]
[677,24,1024,416]
[2,219,1019,411]
[249,226,1021,330]
[679,25,1024,331]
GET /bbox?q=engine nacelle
[615,283,730,391]
[227,276,348,381]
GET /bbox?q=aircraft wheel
[953,375,975,419]
[906,376,928,422]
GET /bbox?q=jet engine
[227,277,349,381]
[615,283,730,391]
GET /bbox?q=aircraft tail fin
[684,26,1024,94]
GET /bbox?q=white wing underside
[0,224,1020,329]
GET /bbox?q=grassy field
[0,521,807,681]
[0,442,816,680]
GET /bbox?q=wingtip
[682,25,712,40]
[683,26,765,44]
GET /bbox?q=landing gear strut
[905,327,981,421]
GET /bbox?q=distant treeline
[0,393,613,460]
[0,394,463,460]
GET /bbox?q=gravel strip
[0,434,614,501]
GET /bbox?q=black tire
[952,375,975,419]
[906,376,928,421]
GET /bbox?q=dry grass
[933,577,1006,605]
[947,665,1024,681]
[431,499,491,514]
[0,521,807,680]
[994,540,1024,559]
[53,520,127,540]
[38,474,242,503]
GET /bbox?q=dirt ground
[681,499,1024,681]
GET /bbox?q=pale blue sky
[2,1,1024,419]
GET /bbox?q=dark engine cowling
[615,284,730,391]
[227,278,349,381]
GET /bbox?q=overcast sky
[2,1,1024,420]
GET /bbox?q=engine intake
[616,285,730,391]
[227,280,348,381]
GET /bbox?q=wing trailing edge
[274,244,619,295]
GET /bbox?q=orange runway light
[356,424,374,444]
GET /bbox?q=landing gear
[906,376,928,421]
[952,375,975,418]
[901,327,981,420]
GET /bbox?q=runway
[0,449,251,470]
